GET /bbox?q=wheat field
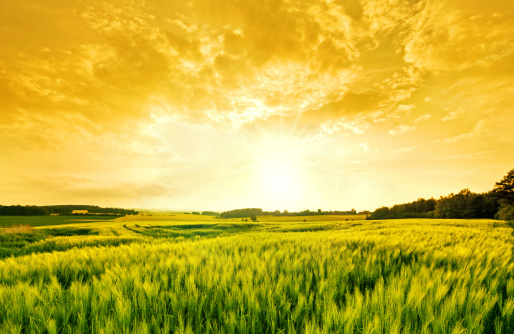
[0,217,513,333]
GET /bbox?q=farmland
[1,215,513,333]
[0,215,120,228]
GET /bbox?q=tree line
[218,208,370,219]
[219,208,263,219]
[367,169,514,221]
[0,205,139,216]
[262,209,370,216]
[201,211,218,216]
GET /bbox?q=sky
[1,0,513,212]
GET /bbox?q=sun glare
[253,135,306,207]
[257,159,295,194]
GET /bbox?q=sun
[252,135,306,206]
[257,158,296,194]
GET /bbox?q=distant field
[120,213,367,222]
[256,214,367,222]
[0,217,513,333]
[118,213,218,222]
[0,213,367,228]
[0,215,120,228]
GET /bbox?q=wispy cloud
[358,143,370,152]
[415,114,431,122]
[444,120,487,143]
[393,146,417,154]
[442,110,463,122]
[389,125,415,135]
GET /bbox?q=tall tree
[493,169,514,220]
[493,169,514,203]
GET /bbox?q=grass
[0,217,512,333]
[118,213,368,223]
[0,215,120,228]
[1,224,34,234]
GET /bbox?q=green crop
[0,218,512,333]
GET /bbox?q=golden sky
[1,0,513,211]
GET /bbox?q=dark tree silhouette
[493,169,514,220]
[493,169,514,203]
[0,205,138,216]
[220,208,263,219]
[367,191,497,220]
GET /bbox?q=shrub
[495,203,514,221]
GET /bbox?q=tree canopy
[367,169,514,220]
[0,205,139,216]
[493,169,514,203]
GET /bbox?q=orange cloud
[1,0,513,210]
